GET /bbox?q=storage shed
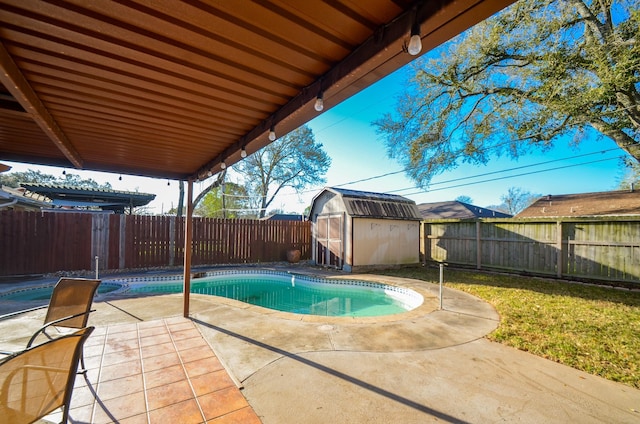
[308,187,422,272]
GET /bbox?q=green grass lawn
[376,266,640,389]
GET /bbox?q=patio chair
[27,278,101,373]
[0,327,94,424]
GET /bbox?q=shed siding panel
[352,218,419,266]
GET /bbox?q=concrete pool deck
[1,268,639,423]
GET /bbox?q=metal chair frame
[0,327,94,424]
[26,278,101,373]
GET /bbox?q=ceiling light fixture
[220,160,226,170]
[240,147,247,158]
[268,126,276,141]
[314,92,324,112]
[407,17,422,56]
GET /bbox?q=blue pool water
[127,272,423,317]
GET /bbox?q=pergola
[0,0,514,315]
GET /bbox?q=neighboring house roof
[20,183,156,214]
[516,190,640,218]
[418,201,512,219]
[314,187,422,221]
[0,186,51,211]
[260,213,305,221]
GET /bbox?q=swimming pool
[117,270,424,317]
[0,282,122,302]
[0,271,423,318]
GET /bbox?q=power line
[399,155,623,196]
[387,147,622,193]
[278,146,625,198]
[337,145,622,192]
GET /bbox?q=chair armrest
[26,310,95,348]
[0,351,16,364]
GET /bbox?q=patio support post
[183,179,194,317]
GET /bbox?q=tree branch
[192,170,226,208]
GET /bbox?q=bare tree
[492,187,540,215]
[234,125,330,218]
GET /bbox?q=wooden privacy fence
[0,211,311,276]
[423,217,640,284]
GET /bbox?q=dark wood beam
[0,41,83,168]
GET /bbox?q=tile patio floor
[55,317,261,424]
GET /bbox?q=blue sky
[4,32,627,215]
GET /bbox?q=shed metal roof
[323,187,422,220]
[0,0,514,181]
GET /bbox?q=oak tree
[374,0,639,188]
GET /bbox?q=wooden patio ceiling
[0,0,514,182]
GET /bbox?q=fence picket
[0,211,311,275]
[423,218,640,284]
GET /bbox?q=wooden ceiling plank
[63,127,223,155]
[44,96,240,141]
[51,110,234,149]
[0,41,83,167]
[17,55,269,117]
[167,0,349,64]
[0,123,46,138]
[30,77,254,134]
[0,7,300,100]
[0,25,290,107]
[124,0,326,74]
[271,0,381,40]
[26,68,261,127]
[30,83,244,133]
[0,106,27,118]
[70,130,227,159]
[59,0,319,85]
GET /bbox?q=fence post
[423,222,432,265]
[169,216,176,266]
[119,215,126,270]
[556,220,563,278]
[439,262,444,310]
[476,220,482,270]
[91,214,109,272]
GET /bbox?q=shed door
[316,213,343,269]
